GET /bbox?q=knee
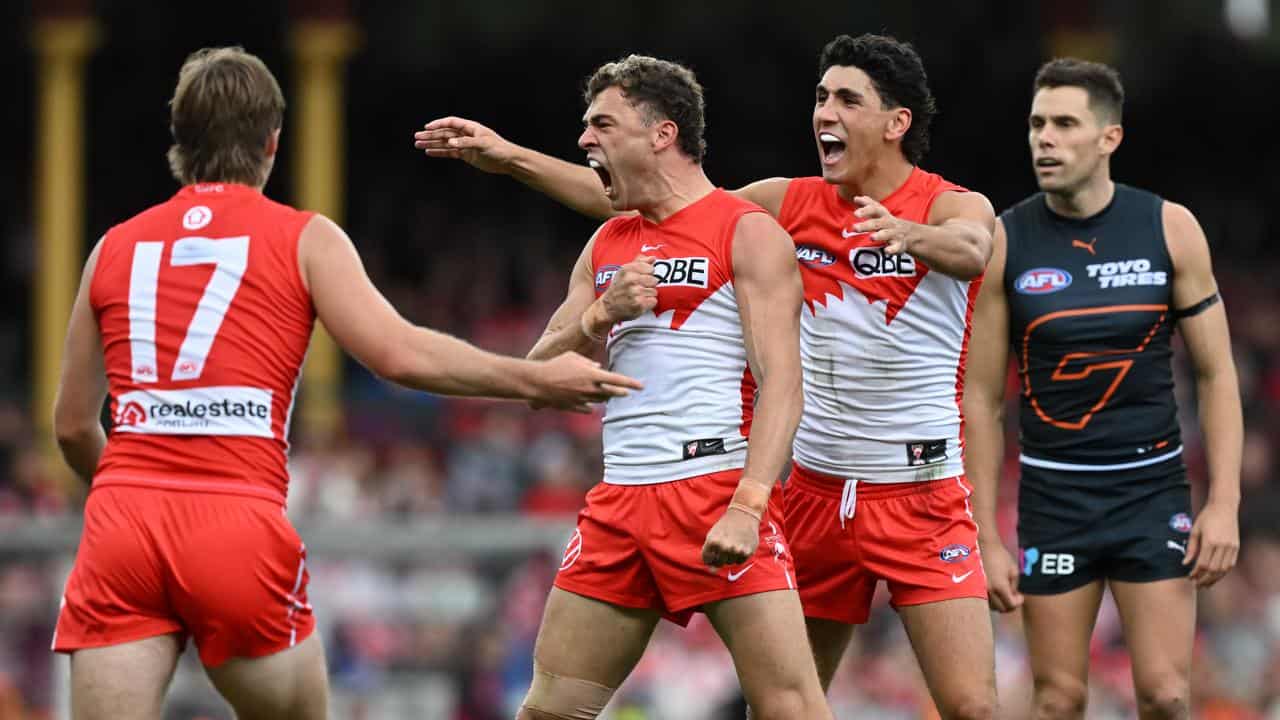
[749,688,830,720]
[1135,678,1189,720]
[1033,678,1088,720]
[938,689,996,720]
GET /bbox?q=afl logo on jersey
[939,544,971,563]
[796,245,836,268]
[594,264,621,292]
[1015,267,1072,295]
[183,205,213,230]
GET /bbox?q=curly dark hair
[584,54,707,162]
[1034,58,1124,124]
[818,34,936,166]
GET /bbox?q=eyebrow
[816,84,865,103]
[583,111,616,126]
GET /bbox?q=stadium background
[3,0,1279,717]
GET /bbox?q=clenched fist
[600,254,659,322]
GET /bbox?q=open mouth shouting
[818,132,847,166]
[588,157,614,197]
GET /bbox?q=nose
[578,126,596,150]
[813,97,838,126]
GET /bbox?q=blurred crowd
[1,222,1278,719]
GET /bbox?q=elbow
[54,414,97,450]
[956,246,988,280]
[374,345,423,388]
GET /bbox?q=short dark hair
[818,34,936,166]
[167,47,285,186]
[1034,58,1124,124]
[584,54,707,162]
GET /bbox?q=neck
[636,162,716,224]
[1044,171,1114,219]
[835,152,914,204]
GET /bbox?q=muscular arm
[53,239,108,481]
[527,234,608,361]
[701,212,804,567]
[1165,201,1242,584]
[299,215,637,404]
[416,117,794,221]
[961,220,1023,610]
[963,220,1010,537]
[733,212,805,495]
[915,191,995,280]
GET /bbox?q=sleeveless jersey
[779,169,978,483]
[91,183,316,504]
[592,189,765,485]
[1001,183,1182,470]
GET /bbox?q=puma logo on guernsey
[1072,237,1098,255]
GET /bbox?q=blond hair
[166,47,285,187]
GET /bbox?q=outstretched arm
[853,189,995,280]
[416,117,795,221]
[53,239,108,481]
[961,220,1022,612]
[1164,201,1242,588]
[702,212,804,568]
[415,117,618,221]
[299,214,640,410]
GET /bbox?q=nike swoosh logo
[951,570,974,584]
[1167,540,1186,553]
[640,244,663,252]
[841,228,860,238]
[727,563,755,582]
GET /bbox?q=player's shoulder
[997,192,1047,224]
[912,166,968,195]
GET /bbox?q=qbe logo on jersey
[113,386,274,438]
[1015,267,1072,295]
[595,258,710,291]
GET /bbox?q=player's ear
[1099,122,1122,156]
[265,127,281,158]
[652,119,679,154]
[884,107,912,144]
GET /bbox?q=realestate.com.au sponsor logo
[114,386,275,438]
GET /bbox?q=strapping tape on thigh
[522,662,615,719]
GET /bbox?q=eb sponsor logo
[1015,267,1072,295]
[1021,547,1075,575]
[796,245,837,268]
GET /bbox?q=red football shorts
[53,486,314,667]
[554,469,796,625]
[784,464,987,625]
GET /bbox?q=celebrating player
[506,54,830,719]
[417,34,998,720]
[50,46,640,720]
[964,58,1243,719]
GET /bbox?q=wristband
[728,501,763,522]
[730,478,772,518]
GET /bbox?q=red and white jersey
[91,183,316,504]
[779,169,980,482]
[592,190,765,485]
